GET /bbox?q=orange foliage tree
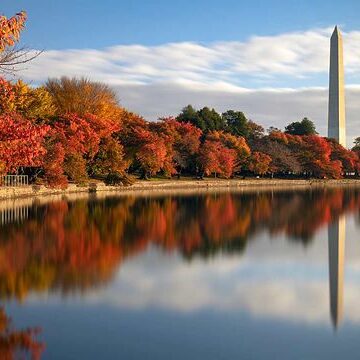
[248,151,272,175]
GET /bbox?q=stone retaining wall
[1,178,360,201]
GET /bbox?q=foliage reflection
[0,189,360,300]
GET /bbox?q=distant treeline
[1,76,360,186]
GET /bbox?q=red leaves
[198,131,250,178]
[154,117,202,174]
[45,112,124,185]
[132,125,169,176]
[258,131,359,178]
[136,140,167,176]
[298,135,339,178]
[199,139,237,178]
[43,141,67,188]
[52,113,100,158]
[330,138,359,173]
[0,113,49,173]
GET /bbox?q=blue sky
[3,0,360,49]
[3,1,360,144]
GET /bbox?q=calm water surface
[1,188,360,359]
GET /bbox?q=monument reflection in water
[1,188,360,359]
[328,216,345,329]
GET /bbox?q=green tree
[352,137,360,151]
[285,117,317,136]
[198,107,224,132]
[177,105,224,132]
[177,105,202,129]
[222,110,249,137]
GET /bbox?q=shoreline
[1,178,360,201]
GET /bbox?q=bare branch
[0,46,42,75]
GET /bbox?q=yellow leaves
[0,11,27,52]
[0,78,56,119]
[45,77,124,123]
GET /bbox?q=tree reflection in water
[0,188,360,357]
[0,188,360,300]
[0,307,44,359]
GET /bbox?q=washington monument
[328,26,346,147]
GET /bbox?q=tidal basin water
[2,188,360,359]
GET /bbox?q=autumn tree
[136,138,167,178]
[152,118,202,176]
[248,151,272,175]
[198,136,237,178]
[0,113,49,174]
[170,120,201,173]
[298,135,342,178]
[206,131,250,173]
[43,139,67,187]
[44,114,99,182]
[91,137,129,184]
[0,11,40,74]
[46,77,123,122]
[329,139,359,173]
[117,112,167,178]
[0,78,55,120]
[254,136,302,174]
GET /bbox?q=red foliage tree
[135,132,167,178]
[118,113,169,178]
[153,117,202,176]
[206,130,250,172]
[199,139,236,178]
[330,139,359,173]
[43,139,67,188]
[44,112,123,185]
[299,135,342,178]
[0,113,49,174]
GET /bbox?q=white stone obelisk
[328,26,346,147]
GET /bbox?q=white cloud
[28,217,360,329]
[33,248,360,328]
[23,26,360,85]
[18,26,360,147]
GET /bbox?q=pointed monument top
[332,26,342,38]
